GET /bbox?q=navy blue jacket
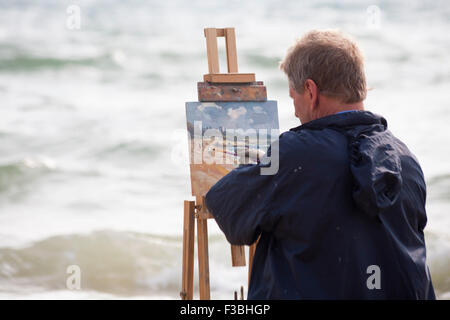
[205,111,435,299]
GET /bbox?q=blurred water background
[0,0,449,299]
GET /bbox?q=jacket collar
[289,110,387,132]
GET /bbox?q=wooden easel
[181,28,264,300]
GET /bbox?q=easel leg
[181,201,195,300]
[248,237,260,289]
[231,245,246,267]
[197,216,211,300]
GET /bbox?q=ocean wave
[0,157,56,195]
[91,140,163,166]
[0,44,123,72]
[0,229,251,299]
[0,230,183,296]
[0,229,448,299]
[0,55,106,72]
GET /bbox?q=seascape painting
[186,101,279,196]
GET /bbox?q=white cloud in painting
[253,106,265,114]
[227,106,247,120]
[198,103,222,112]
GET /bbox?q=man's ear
[305,79,319,109]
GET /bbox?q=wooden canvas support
[197,219,210,299]
[197,81,267,102]
[203,73,255,83]
[231,245,246,267]
[204,27,239,73]
[180,201,195,300]
[204,28,220,74]
[248,238,259,285]
[224,28,238,73]
[203,27,255,83]
[181,27,264,300]
[181,196,252,300]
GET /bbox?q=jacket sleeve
[204,135,289,245]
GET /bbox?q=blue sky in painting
[186,101,279,131]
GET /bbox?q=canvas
[186,101,279,196]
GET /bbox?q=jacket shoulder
[279,128,348,163]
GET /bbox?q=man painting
[205,30,435,300]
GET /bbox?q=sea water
[0,0,449,299]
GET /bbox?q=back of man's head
[280,30,367,104]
